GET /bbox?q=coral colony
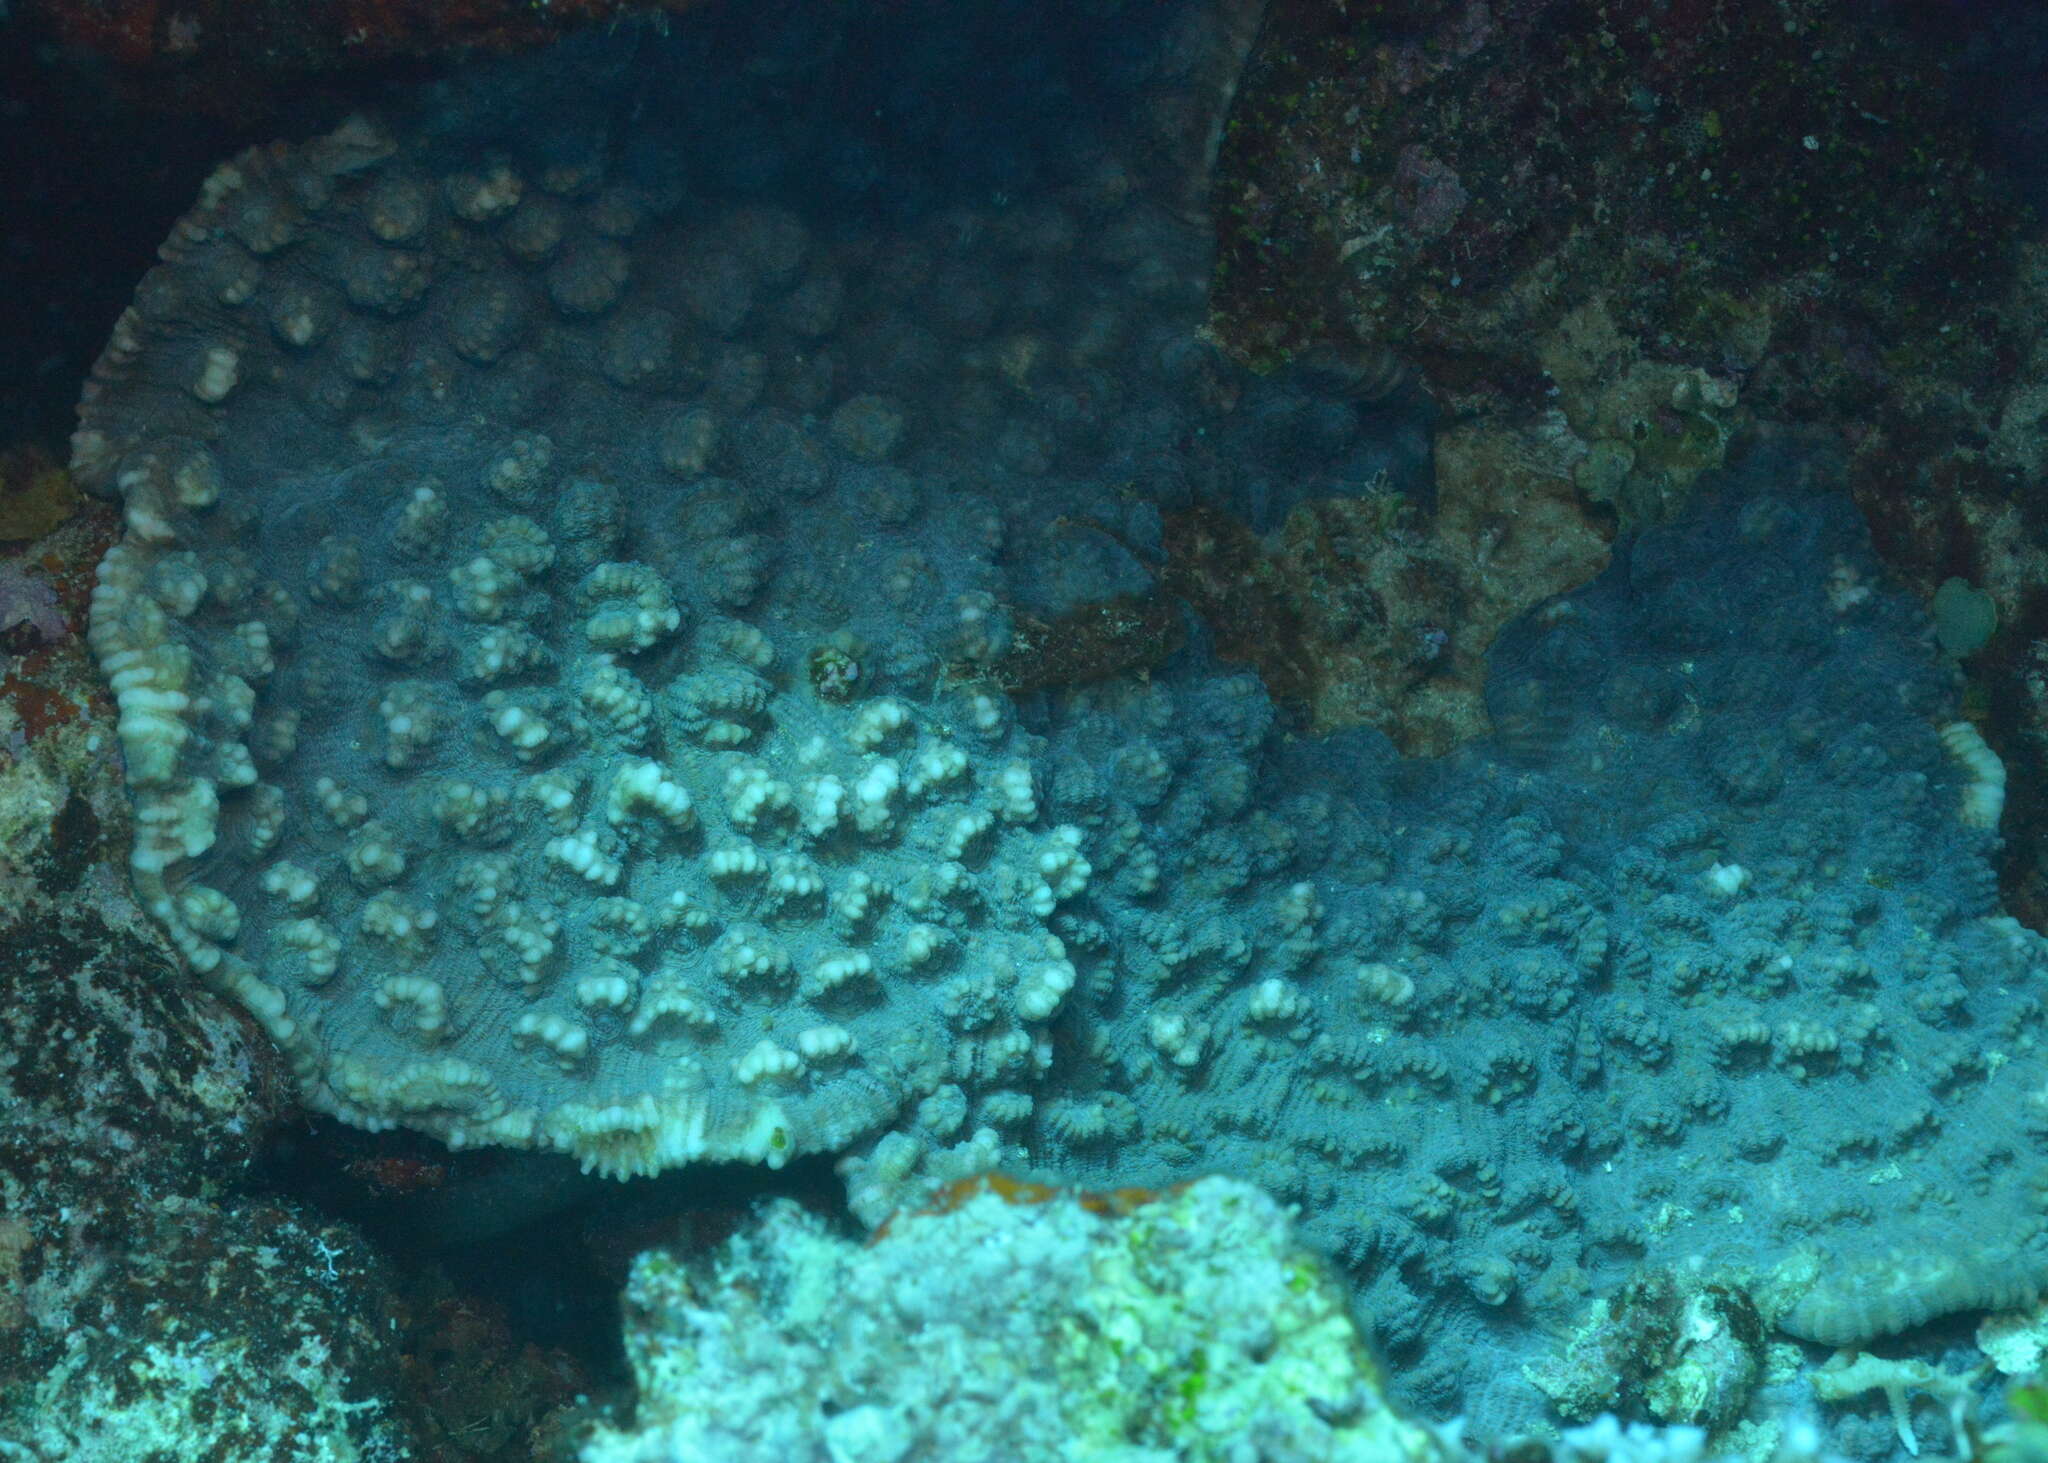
[17,0,2048,1454]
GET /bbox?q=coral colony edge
[10,0,2048,1456]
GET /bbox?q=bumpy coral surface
[66,0,2048,1438]
[583,1174,1449,1463]
[70,0,1298,1181]
[1033,448,2048,1426]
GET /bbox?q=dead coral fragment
[1812,1350,1986,1457]
[980,434,1607,756]
[1526,1267,1775,1434]
[1152,422,1608,754]
[978,594,1185,696]
[807,641,863,703]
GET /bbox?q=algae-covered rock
[584,1174,1450,1463]
[0,446,80,544]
